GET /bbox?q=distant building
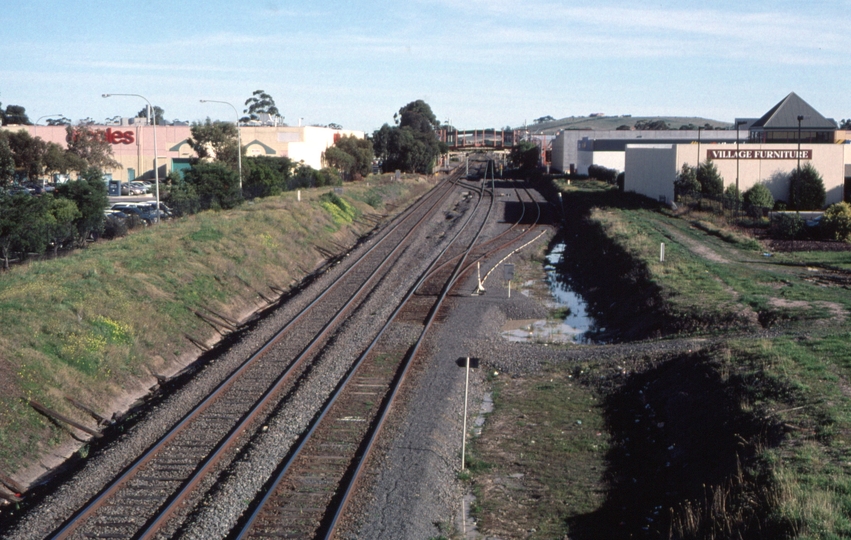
[622,93,851,207]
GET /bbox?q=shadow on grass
[568,352,791,539]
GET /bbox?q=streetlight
[200,99,242,191]
[797,115,810,174]
[735,120,747,198]
[36,114,63,126]
[102,93,160,223]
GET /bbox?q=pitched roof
[751,92,837,130]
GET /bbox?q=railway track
[9,156,549,540]
[234,159,547,539]
[45,171,467,539]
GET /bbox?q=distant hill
[520,115,732,134]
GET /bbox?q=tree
[634,119,669,130]
[0,135,15,188]
[372,101,445,175]
[136,105,165,125]
[242,90,280,123]
[65,126,121,172]
[788,163,826,210]
[839,119,851,130]
[2,104,31,125]
[697,160,724,197]
[183,161,242,210]
[674,163,700,197]
[397,100,439,132]
[509,141,539,171]
[188,118,240,170]
[324,135,374,180]
[46,117,71,126]
[55,169,110,246]
[533,115,556,124]
[45,197,81,256]
[42,142,73,177]
[0,192,50,268]
[743,183,774,215]
[7,130,46,181]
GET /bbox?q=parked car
[121,183,144,196]
[111,204,158,225]
[128,181,151,194]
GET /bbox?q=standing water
[501,242,598,344]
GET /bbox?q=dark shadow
[568,352,789,539]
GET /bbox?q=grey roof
[751,92,837,130]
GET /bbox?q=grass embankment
[468,180,851,539]
[0,176,431,485]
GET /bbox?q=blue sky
[1,0,848,132]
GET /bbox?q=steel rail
[48,172,462,540]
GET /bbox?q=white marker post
[660,242,665,262]
[462,356,470,470]
[298,190,301,202]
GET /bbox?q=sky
[0,0,848,133]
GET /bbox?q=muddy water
[502,242,599,344]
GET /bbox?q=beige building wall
[624,145,678,203]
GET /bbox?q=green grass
[0,175,431,476]
[469,370,608,539]
[470,180,851,539]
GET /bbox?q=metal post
[200,99,242,192]
[797,115,803,174]
[103,94,160,223]
[462,356,470,470]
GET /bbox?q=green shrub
[744,184,774,217]
[788,163,826,210]
[674,164,700,197]
[822,202,851,242]
[771,213,804,240]
[698,160,724,197]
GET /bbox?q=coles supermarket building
[2,120,365,183]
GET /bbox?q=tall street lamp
[102,93,160,222]
[796,115,810,174]
[199,99,242,191]
[735,120,747,198]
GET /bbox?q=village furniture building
[1,121,364,183]
[618,93,851,207]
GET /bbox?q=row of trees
[0,169,109,269]
[675,160,827,212]
[0,126,119,187]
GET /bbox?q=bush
[744,184,774,215]
[788,163,826,210]
[771,213,804,240]
[183,161,242,210]
[588,164,618,184]
[674,164,700,198]
[697,160,724,197]
[822,202,851,242]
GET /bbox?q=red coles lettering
[104,128,135,145]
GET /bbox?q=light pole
[797,114,806,174]
[200,99,242,191]
[735,120,747,198]
[35,114,63,127]
[102,93,160,222]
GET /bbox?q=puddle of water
[502,242,598,344]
